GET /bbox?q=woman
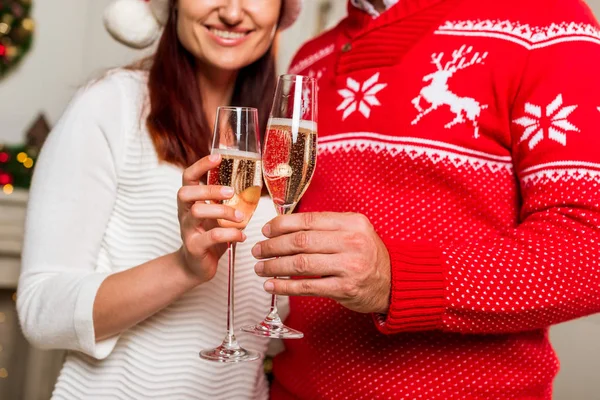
[16,0,301,398]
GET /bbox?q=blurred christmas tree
[0,114,48,195]
[0,144,36,194]
[0,0,34,79]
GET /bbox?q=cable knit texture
[17,70,280,400]
[272,0,600,399]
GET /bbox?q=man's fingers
[182,154,221,185]
[252,231,344,259]
[263,277,340,298]
[255,254,341,278]
[263,212,372,237]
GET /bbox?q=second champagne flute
[243,74,318,339]
[200,106,263,362]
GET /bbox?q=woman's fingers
[182,154,221,185]
[178,184,234,204]
[190,203,244,224]
[194,227,246,248]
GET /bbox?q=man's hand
[252,212,391,314]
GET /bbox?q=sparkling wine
[207,149,262,229]
[263,118,317,212]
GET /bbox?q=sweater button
[341,43,352,53]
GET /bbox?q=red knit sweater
[271,0,600,399]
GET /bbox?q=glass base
[199,344,260,363]
[241,321,304,339]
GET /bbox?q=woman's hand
[177,154,246,284]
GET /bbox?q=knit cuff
[74,272,120,359]
[373,241,447,334]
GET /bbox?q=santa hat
[104,0,303,49]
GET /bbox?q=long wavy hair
[134,0,279,168]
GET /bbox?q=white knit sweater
[17,70,282,399]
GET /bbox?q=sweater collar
[345,0,446,37]
[350,0,400,18]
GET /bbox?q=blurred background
[1,0,600,399]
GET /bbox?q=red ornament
[0,152,9,163]
[0,173,12,185]
[0,45,6,58]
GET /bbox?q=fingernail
[221,187,234,196]
[255,262,264,275]
[209,154,220,162]
[235,210,245,221]
[252,243,262,258]
[241,232,247,241]
[262,224,271,237]
[264,281,274,292]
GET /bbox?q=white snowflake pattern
[513,94,579,149]
[337,72,387,120]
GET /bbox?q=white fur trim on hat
[104,0,303,49]
[150,0,170,25]
[103,0,161,49]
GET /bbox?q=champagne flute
[242,75,318,339]
[200,106,263,362]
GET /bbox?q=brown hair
[138,0,278,168]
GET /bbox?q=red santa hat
[104,0,303,49]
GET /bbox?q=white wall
[0,0,146,144]
[278,0,347,72]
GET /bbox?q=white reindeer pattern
[411,45,488,138]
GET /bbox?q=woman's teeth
[209,28,246,39]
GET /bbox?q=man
[253,0,600,398]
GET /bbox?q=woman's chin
[202,52,260,73]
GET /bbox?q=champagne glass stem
[263,204,295,328]
[276,205,296,215]
[264,294,282,325]
[200,241,259,361]
[225,242,237,346]
[241,202,303,338]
